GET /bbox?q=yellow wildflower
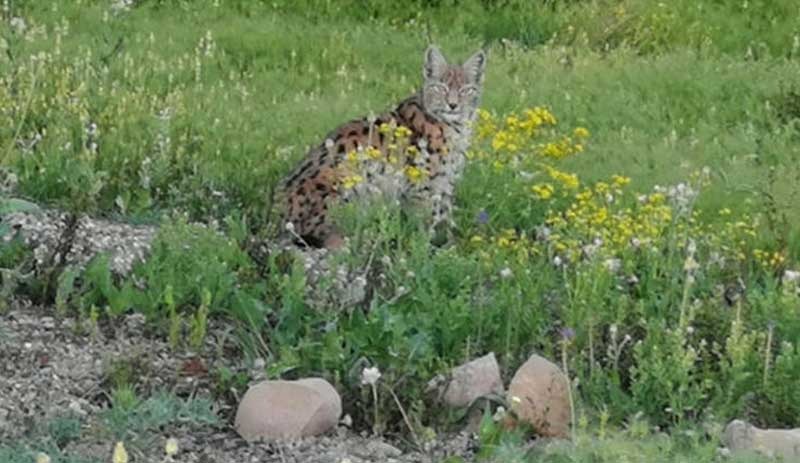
[540,142,563,159]
[573,127,590,138]
[404,165,425,184]
[611,175,631,187]
[394,125,412,138]
[113,442,129,463]
[341,175,364,189]
[547,166,580,189]
[366,146,382,160]
[532,183,555,200]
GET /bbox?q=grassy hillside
[1,1,799,461]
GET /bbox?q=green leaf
[0,198,42,240]
[55,266,80,315]
[0,198,41,216]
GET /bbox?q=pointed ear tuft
[423,45,448,80]
[463,49,486,84]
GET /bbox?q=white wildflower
[361,366,381,386]
[783,269,800,284]
[111,0,135,13]
[684,256,699,273]
[535,225,551,241]
[9,16,26,33]
[687,238,697,256]
[499,267,513,279]
[492,406,507,422]
[165,438,179,457]
[603,258,621,273]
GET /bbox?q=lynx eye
[459,87,477,96]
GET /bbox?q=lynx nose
[448,102,458,110]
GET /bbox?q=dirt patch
[0,301,477,462]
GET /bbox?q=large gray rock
[234,378,342,441]
[722,419,800,459]
[442,353,503,408]
[3,210,156,275]
[507,354,571,439]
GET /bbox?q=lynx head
[421,45,486,126]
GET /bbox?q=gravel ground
[0,301,477,462]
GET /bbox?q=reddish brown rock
[234,378,341,441]
[442,353,504,408]
[507,354,571,439]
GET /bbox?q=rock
[234,378,342,441]
[3,210,157,275]
[294,245,369,310]
[507,354,571,439]
[441,353,503,408]
[353,440,403,460]
[722,419,800,459]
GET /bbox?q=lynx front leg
[427,176,457,245]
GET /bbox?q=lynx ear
[423,45,448,80]
[463,49,486,84]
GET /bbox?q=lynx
[278,45,486,248]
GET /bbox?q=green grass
[0,391,217,463]
[471,413,774,463]
[2,1,800,460]
[3,1,799,228]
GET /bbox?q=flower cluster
[753,248,786,270]
[338,121,427,190]
[541,176,674,262]
[531,165,582,199]
[470,107,589,168]
[464,108,781,278]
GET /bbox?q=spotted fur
[277,45,486,248]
